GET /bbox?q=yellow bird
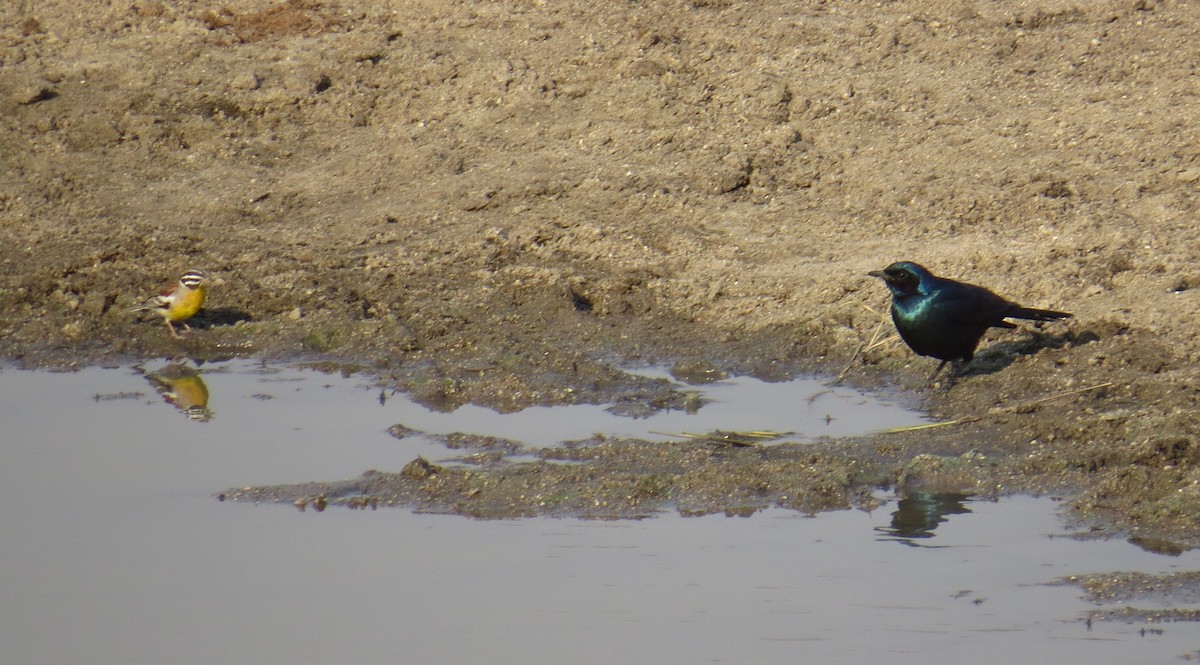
[128,269,210,338]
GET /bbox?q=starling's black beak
[867,269,888,281]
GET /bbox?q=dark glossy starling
[868,261,1072,382]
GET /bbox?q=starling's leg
[165,320,181,338]
[180,321,192,334]
[926,360,948,386]
[942,360,968,389]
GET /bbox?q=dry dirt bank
[3,1,1200,544]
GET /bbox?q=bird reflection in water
[142,362,213,422]
[876,492,973,546]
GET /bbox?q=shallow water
[3,361,1199,664]
[390,363,930,447]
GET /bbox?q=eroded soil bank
[4,1,1200,545]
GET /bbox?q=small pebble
[231,71,261,91]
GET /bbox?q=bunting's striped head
[179,269,210,290]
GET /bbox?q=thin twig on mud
[655,430,788,447]
[878,419,977,433]
[1003,381,1114,412]
[832,304,892,384]
[877,381,1114,434]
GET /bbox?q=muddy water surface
[390,364,929,447]
[3,362,1199,664]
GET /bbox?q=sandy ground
[4,1,1200,545]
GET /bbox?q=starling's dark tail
[1009,307,1073,322]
